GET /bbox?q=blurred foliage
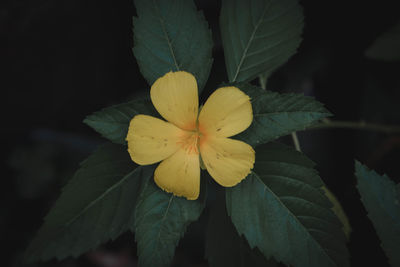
[365,20,400,62]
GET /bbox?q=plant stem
[258,74,302,151]
[291,132,302,152]
[259,73,268,90]
[307,118,400,134]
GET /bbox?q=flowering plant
[25,0,400,267]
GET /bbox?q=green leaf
[134,173,205,267]
[226,142,349,267]
[205,190,278,267]
[84,97,158,144]
[365,20,400,61]
[25,143,154,262]
[133,0,213,92]
[220,0,304,83]
[355,161,400,267]
[236,83,331,147]
[321,186,352,240]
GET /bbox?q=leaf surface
[133,0,213,92]
[236,83,331,147]
[134,174,205,267]
[226,142,349,267]
[355,161,400,267]
[84,97,157,144]
[205,191,277,267]
[25,143,153,261]
[220,0,304,82]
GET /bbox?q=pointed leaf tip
[355,161,400,267]
[220,0,304,82]
[133,0,213,92]
[25,144,152,262]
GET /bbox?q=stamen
[178,120,209,155]
[178,131,200,154]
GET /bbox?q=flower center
[185,132,200,154]
[179,125,207,155]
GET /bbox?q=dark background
[2,0,400,266]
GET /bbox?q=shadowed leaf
[226,142,349,267]
[355,161,400,267]
[25,143,153,262]
[365,20,400,61]
[134,174,206,267]
[205,190,278,267]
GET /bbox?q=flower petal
[198,86,252,137]
[126,115,185,165]
[154,148,200,200]
[200,137,255,187]
[151,71,199,130]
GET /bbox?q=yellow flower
[126,71,255,200]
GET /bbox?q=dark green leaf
[133,0,213,92]
[355,161,400,267]
[84,97,157,144]
[25,143,154,262]
[226,142,349,267]
[236,83,331,147]
[220,0,304,83]
[365,20,400,61]
[321,186,352,240]
[134,174,205,267]
[205,191,278,267]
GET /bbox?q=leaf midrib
[231,2,271,82]
[252,172,337,266]
[153,0,180,71]
[150,195,175,260]
[65,167,141,227]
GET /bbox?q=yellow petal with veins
[126,115,185,165]
[200,137,255,187]
[198,86,252,138]
[151,71,199,131]
[154,148,200,200]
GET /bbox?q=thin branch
[291,132,302,152]
[258,75,302,151]
[259,72,268,89]
[307,118,400,134]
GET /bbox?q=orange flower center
[178,124,208,155]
